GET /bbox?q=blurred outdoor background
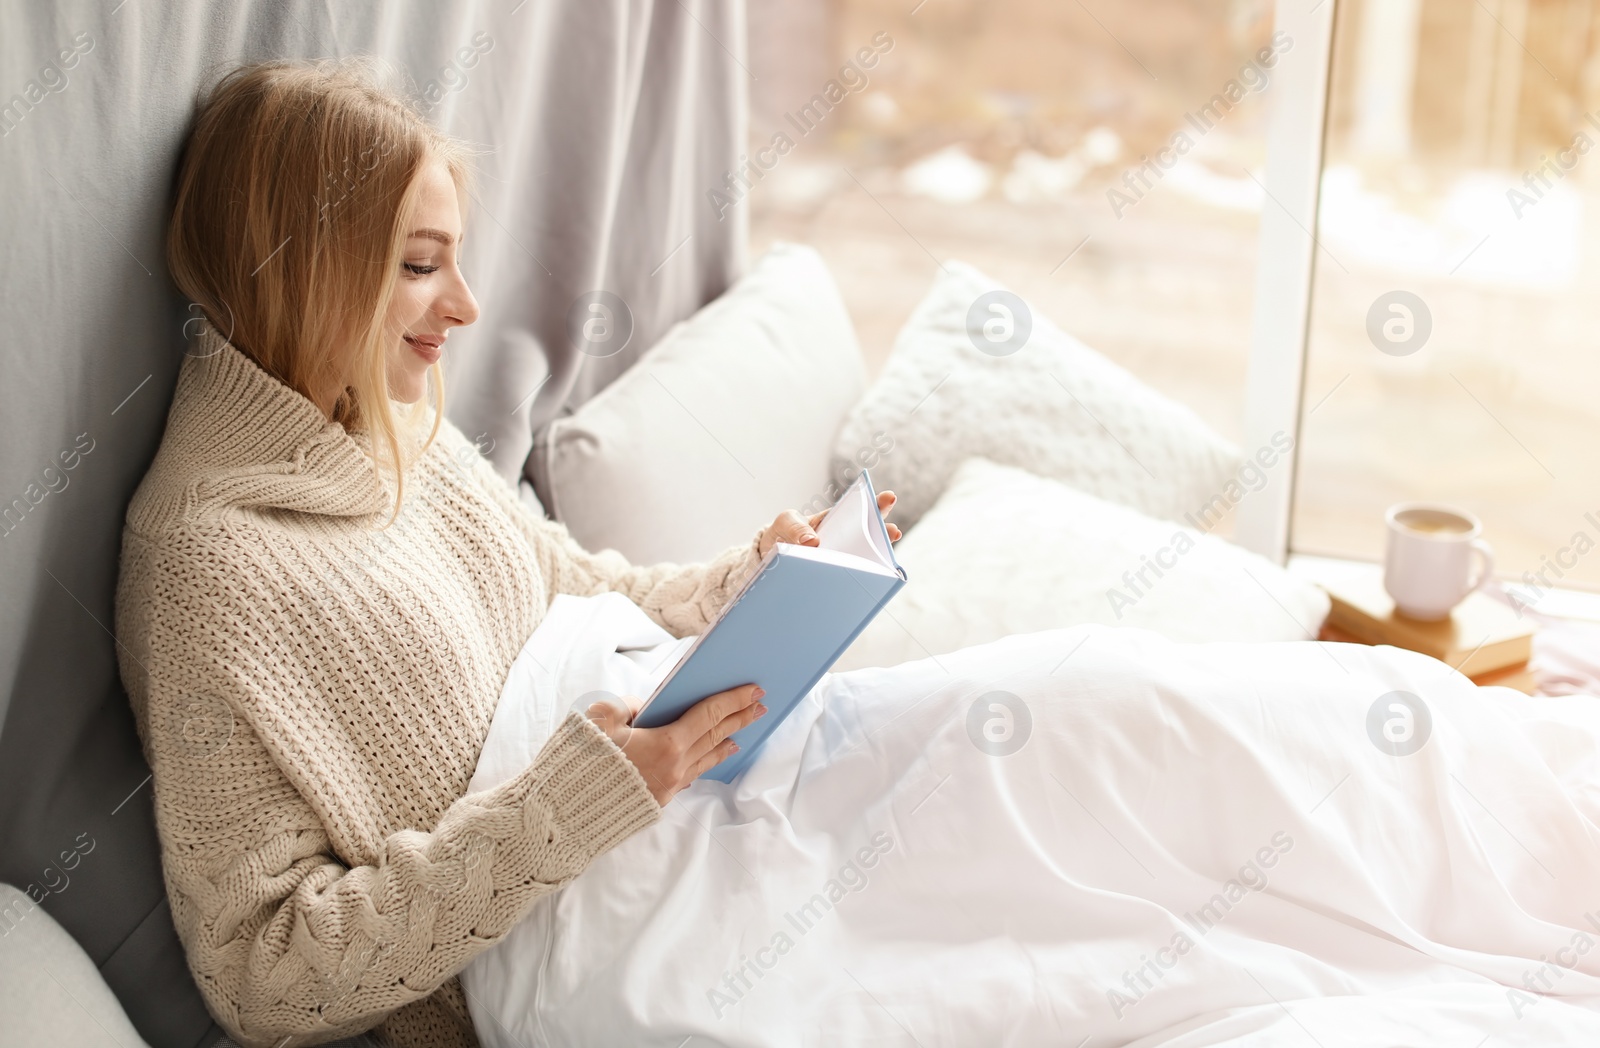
[744,0,1600,592]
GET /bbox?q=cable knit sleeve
[116,534,661,1048]
[456,432,767,639]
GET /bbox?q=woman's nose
[440,270,480,328]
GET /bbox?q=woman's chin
[387,373,428,404]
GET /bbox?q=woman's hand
[757,490,902,557]
[584,685,768,806]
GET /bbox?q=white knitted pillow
[835,457,1330,671]
[831,261,1240,530]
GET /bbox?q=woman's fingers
[615,686,770,805]
[672,683,764,745]
[875,492,903,542]
[759,509,820,556]
[685,696,768,765]
[777,508,819,546]
[765,493,898,555]
[686,738,741,782]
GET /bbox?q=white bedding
[463,593,1600,1046]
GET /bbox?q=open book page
[786,544,899,576]
[811,471,895,569]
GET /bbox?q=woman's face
[385,158,479,403]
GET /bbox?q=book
[632,469,908,783]
[1300,558,1535,679]
[1317,623,1537,694]
[1467,660,1538,695]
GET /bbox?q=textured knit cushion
[830,260,1241,530]
[835,458,1330,670]
[531,242,866,565]
[0,883,153,1048]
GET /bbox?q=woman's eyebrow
[408,227,456,246]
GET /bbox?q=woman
[115,59,898,1048]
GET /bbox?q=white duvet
[462,592,1600,1046]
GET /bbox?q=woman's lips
[404,334,443,363]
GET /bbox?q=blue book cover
[632,469,906,782]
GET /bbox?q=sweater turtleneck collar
[156,322,395,519]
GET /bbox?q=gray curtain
[0,3,746,1046]
[441,1,750,484]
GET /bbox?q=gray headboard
[0,2,745,1045]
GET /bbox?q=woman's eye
[403,262,439,276]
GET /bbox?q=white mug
[1383,503,1494,621]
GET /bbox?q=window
[747,0,1281,539]
[748,0,1600,600]
[1294,0,1600,594]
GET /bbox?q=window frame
[1235,0,1339,565]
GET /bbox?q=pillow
[0,883,153,1048]
[835,457,1331,671]
[531,242,866,564]
[830,260,1241,530]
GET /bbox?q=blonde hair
[167,57,478,526]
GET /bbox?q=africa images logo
[965,691,1032,756]
[1365,691,1432,757]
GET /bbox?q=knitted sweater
[113,324,766,1048]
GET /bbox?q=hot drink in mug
[1383,504,1494,621]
